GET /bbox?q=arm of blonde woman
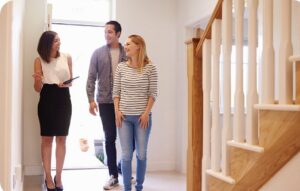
[139,96,155,128]
[32,58,43,93]
[114,97,123,128]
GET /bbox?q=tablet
[63,76,79,85]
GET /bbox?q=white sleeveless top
[40,53,71,84]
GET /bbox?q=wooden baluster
[233,0,245,142]
[246,0,259,145]
[278,0,293,104]
[262,0,275,104]
[202,39,211,191]
[211,19,222,172]
[221,0,232,176]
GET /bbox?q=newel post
[186,38,203,191]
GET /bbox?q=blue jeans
[118,114,152,191]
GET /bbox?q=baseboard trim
[147,161,176,172]
[24,165,43,176]
[24,161,176,175]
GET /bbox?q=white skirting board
[24,165,43,176]
[24,161,175,175]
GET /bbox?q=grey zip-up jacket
[86,44,126,104]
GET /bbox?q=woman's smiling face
[52,34,61,52]
[124,38,139,57]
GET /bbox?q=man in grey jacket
[86,20,126,190]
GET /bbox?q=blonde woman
[113,34,158,191]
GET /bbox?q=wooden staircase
[186,0,300,190]
[208,107,300,191]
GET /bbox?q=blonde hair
[128,34,150,72]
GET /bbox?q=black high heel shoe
[45,180,57,191]
[54,176,64,191]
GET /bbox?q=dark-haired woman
[32,31,72,191]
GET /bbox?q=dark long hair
[37,31,60,63]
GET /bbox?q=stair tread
[206,169,236,184]
[254,104,300,111]
[227,140,264,153]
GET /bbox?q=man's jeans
[99,103,118,179]
[118,114,152,191]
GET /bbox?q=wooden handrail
[196,0,223,58]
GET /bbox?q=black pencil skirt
[38,84,72,136]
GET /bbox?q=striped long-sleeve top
[113,61,158,115]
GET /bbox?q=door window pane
[48,0,112,169]
[49,0,111,25]
[52,24,106,169]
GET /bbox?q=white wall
[116,0,178,171]
[0,0,25,190]
[0,2,13,189]
[177,0,217,28]
[11,0,26,189]
[22,0,47,175]
[260,152,300,191]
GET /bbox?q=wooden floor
[24,169,186,191]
